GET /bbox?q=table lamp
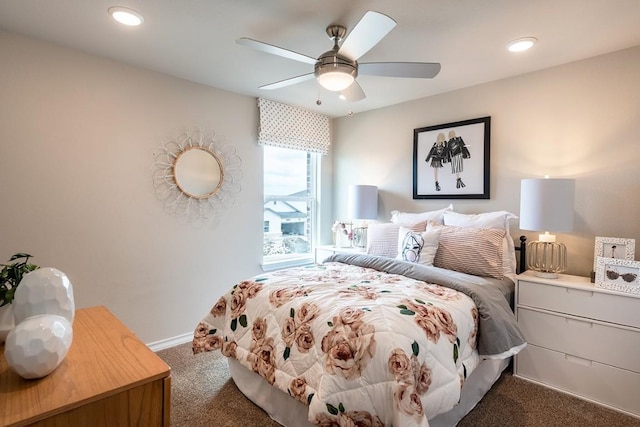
[347,185,378,248]
[519,178,575,278]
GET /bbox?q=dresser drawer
[518,280,640,328]
[518,307,640,373]
[517,344,640,417]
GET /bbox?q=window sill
[261,255,314,272]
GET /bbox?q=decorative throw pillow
[427,222,506,279]
[390,204,453,227]
[366,222,426,258]
[442,211,518,276]
[396,227,441,265]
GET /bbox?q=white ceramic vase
[4,314,73,379]
[13,267,75,325]
[0,303,14,343]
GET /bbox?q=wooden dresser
[0,305,171,427]
[514,271,640,418]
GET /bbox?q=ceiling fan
[236,11,441,102]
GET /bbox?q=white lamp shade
[347,185,378,220]
[520,178,575,233]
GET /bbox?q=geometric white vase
[0,303,14,343]
[4,314,73,379]
[13,268,75,325]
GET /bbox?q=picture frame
[413,116,490,199]
[593,236,635,271]
[595,256,640,295]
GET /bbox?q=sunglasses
[606,269,638,283]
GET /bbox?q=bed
[193,209,527,426]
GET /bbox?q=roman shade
[258,98,331,155]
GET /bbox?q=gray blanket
[325,253,526,358]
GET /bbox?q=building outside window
[263,145,317,268]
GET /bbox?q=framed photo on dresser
[593,236,635,271]
[595,256,640,295]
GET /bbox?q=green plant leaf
[400,309,415,316]
[290,308,295,318]
[230,318,238,331]
[397,304,408,310]
[9,253,32,261]
[338,402,345,413]
[307,393,314,405]
[412,341,419,356]
[208,329,217,335]
[239,314,248,327]
[453,343,459,363]
[284,346,291,360]
[327,404,339,415]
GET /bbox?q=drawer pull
[566,318,593,328]
[565,288,594,297]
[565,354,592,367]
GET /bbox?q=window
[263,145,317,269]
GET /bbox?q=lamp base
[526,240,567,279]
[532,271,560,279]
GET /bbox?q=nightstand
[315,244,366,263]
[514,271,640,418]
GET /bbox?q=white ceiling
[1,0,639,118]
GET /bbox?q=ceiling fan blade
[338,11,396,60]
[340,81,366,102]
[359,62,441,79]
[236,37,317,65]
[259,73,315,90]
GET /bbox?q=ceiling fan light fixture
[108,6,144,26]
[317,70,355,91]
[507,37,537,52]
[315,51,357,92]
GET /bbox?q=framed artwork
[595,256,640,295]
[593,236,635,271]
[413,116,490,199]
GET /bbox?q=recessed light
[108,6,144,26]
[507,37,537,52]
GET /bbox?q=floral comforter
[193,256,524,427]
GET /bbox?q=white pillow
[442,211,518,276]
[390,204,453,227]
[366,223,401,258]
[396,227,441,265]
[367,222,426,258]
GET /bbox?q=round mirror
[173,147,223,199]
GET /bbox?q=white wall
[333,46,640,277]
[0,31,268,344]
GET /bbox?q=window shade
[258,98,331,155]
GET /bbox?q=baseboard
[147,332,193,352]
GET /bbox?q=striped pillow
[366,221,427,258]
[428,223,506,279]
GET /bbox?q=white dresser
[514,271,640,418]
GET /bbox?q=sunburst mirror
[153,127,242,223]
